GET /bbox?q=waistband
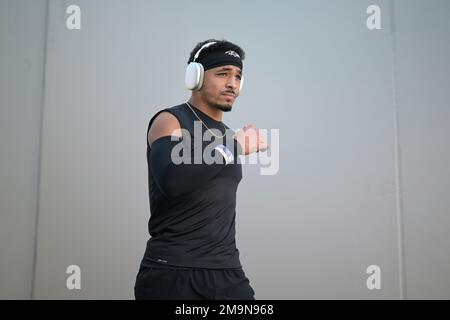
[144,260,243,271]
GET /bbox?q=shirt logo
[225,50,240,59]
[215,144,234,165]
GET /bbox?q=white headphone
[185,41,244,92]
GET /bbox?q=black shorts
[134,261,256,300]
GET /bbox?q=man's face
[200,65,242,112]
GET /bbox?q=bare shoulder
[148,111,182,147]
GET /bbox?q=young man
[134,39,268,300]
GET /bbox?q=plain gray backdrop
[1,0,449,299]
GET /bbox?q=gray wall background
[0,0,449,299]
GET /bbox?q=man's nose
[226,77,238,90]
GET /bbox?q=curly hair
[187,38,246,64]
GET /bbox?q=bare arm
[148,112,182,147]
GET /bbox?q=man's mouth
[222,92,235,98]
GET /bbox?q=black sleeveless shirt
[141,103,243,269]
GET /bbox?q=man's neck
[188,97,223,122]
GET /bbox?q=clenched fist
[233,124,269,155]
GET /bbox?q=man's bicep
[148,112,182,147]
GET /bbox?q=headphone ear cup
[239,75,244,92]
[197,64,205,90]
[185,63,204,90]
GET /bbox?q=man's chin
[213,103,233,112]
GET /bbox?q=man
[134,39,268,300]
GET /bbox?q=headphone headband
[193,41,217,62]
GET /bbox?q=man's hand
[233,124,269,155]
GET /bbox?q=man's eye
[217,73,241,80]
